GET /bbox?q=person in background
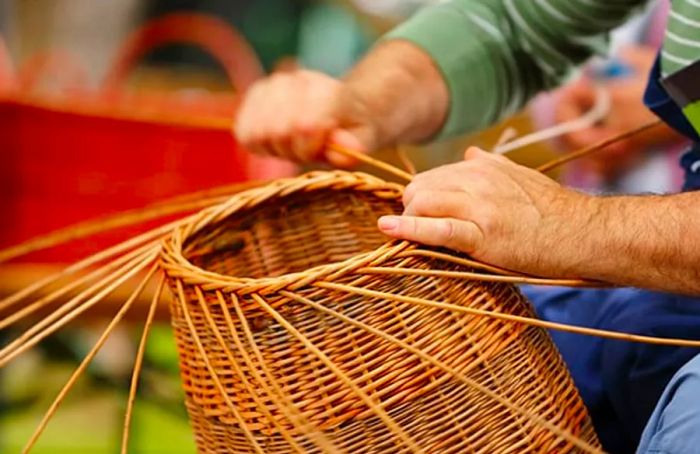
[234,1,700,453]
[520,3,697,452]
[543,0,688,193]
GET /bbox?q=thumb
[325,128,373,168]
[377,215,484,255]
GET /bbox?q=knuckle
[402,183,417,206]
[410,191,433,215]
[477,207,500,235]
[441,219,456,245]
[408,217,421,239]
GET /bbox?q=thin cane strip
[288,290,592,452]
[395,147,417,176]
[0,191,235,264]
[249,293,425,454]
[198,290,329,454]
[0,248,159,367]
[174,280,267,454]
[397,250,524,277]
[327,143,413,182]
[121,277,164,454]
[0,217,172,311]
[537,119,664,173]
[0,245,157,358]
[0,241,159,329]
[494,86,610,156]
[227,293,342,452]
[358,266,606,288]
[147,180,266,208]
[494,127,519,150]
[440,299,535,452]
[281,290,603,454]
[21,264,157,454]
[246,292,425,441]
[205,300,317,454]
[318,282,700,348]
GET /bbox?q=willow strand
[0,218,173,313]
[281,289,603,454]
[0,240,159,330]
[0,247,158,367]
[537,119,664,173]
[120,276,164,454]
[328,143,413,182]
[174,279,267,454]
[250,293,425,454]
[0,197,225,265]
[397,249,522,277]
[358,266,605,288]
[317,282,700,348]
[22,264,157,454]
[199,290,334,453]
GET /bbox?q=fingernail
[378,216,400,231]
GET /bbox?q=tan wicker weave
[7,121,699,454]
[159,170,600,453]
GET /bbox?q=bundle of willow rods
[3,119,694,454]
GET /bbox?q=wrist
[569,194,664,286]
[343,40,448,149]
[538,189,605,279]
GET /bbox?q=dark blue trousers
[522,286,700,454]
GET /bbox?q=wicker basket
[160,170,601,453]
[0,14,295,263]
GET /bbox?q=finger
[463,146,488,161]
[325,129,367,168]
[403,190,472,219]
[241,83,282,156]
[270,135,295,160]
[555,78,596,123]
[234,82,266,146]
[264,76,298,157]
[377,215,483,255]
[290,132,324,162]
[288,85,337,162]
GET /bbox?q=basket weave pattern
[160,171,600,453]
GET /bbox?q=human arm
[235,0,647,162]
[235,41,448,165]
[555,46,685,181]
[378,148,700,295]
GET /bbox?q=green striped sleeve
[384,0,646,139]
[662,4,700,76]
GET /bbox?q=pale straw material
[159,170,601,453]
[1,123,692,454]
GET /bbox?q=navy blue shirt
[522,52,700,454]
[644,54,700,191]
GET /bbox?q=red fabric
[0,98,252,261]
[0,13,295,263]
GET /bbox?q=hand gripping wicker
[159,170,601,453]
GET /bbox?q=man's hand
[235,70,377,167]
[234,41,449,166]
[378,147,700,295]
[556,46,683,180]
[378,147,595,278]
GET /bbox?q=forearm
[577,192,700,295]
[381,0,646,140]
[343,41,449,149]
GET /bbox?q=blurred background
[0,0,690,452]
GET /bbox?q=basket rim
[160,170,415,294]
